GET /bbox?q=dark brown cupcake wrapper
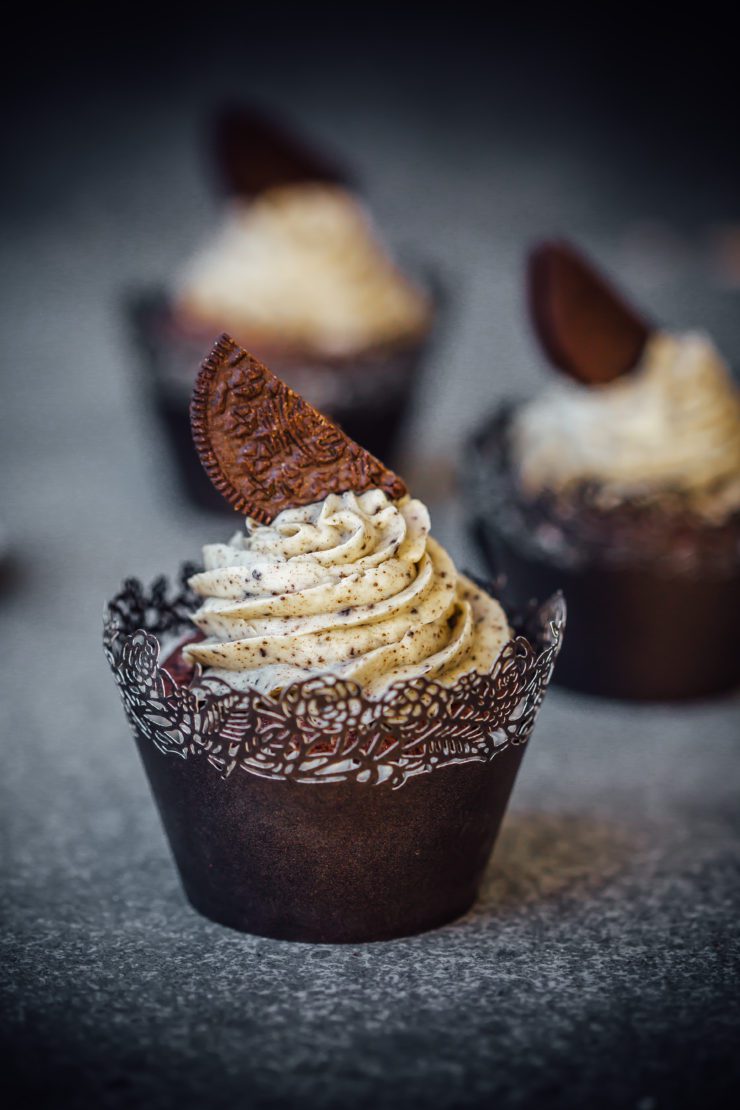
[103,571,564,941]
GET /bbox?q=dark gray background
[2,12,739,1108]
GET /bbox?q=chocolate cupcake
[105,335,564,942]
[467,240,740,701]
[128,106,436,510]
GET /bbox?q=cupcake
[129,106,436,510]
[105,335,564,942]
[467,240,740,701]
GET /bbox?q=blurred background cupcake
[467,241,740,700]
[128,105,436,509]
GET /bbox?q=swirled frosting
[175,184,431,357]
[184,490,510,696]
[512,332,740,521]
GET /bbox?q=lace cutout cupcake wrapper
[103,567,565,789]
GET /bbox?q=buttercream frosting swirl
[175,184,431,357]
[512,331,740,521]
[184,490,510,695]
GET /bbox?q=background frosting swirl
[175,184,431,357]
[512,331,740,521]
[185,490,510,695]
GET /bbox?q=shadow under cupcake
[466,240,740,701]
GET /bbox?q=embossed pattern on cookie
[190,334,407,521]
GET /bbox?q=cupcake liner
[466,405,740,701]
[125,271,444,512]
[104,568,564,942]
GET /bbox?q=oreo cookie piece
[190,334,407,522]
[213,104,350,198]
[528,240,652,385]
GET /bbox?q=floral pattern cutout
[104,569,565,789]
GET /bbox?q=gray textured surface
[2,25,740,1109]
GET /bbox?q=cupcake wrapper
[466,406,740,701]
[104,568,564,941]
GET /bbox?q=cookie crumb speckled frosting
[185,489,511,696]
[175,184,431,358]
[512,331,740,522]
